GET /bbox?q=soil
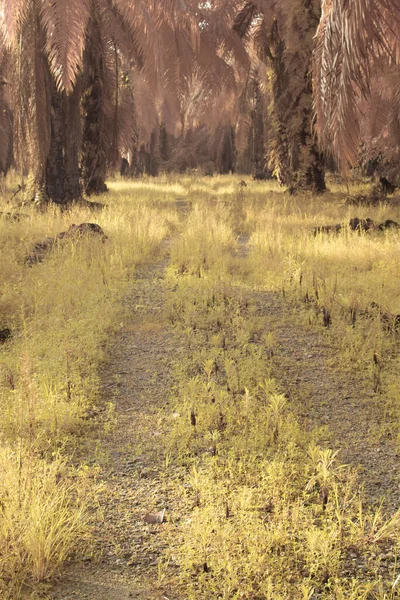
[237,234,400,512]
[252,290,400,513]
[50,250,186,600]
[48,230,400,599]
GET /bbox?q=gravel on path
[51,230,400,600]
[251,288,400,515]
[51,254,185,600]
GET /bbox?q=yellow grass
[162,175,400,598]
[1,172,400,598]
[0,178,175,596]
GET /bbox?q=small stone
[144,508,165,524]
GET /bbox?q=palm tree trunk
[268,32,292,187]
[45,81,67,203]
[64,83,83,202]
[81,19,108,196]
[45,80,83,204]
[267,4,326,193]
[293,77,326,193]
[20,1,52,203]
[148,129,159,176]
[305,143,326,193]
[251,79,266,178]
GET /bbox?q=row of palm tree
[0,0,399,203]
[0,0,211,202]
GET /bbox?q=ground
[51,252,186,599]
[47,187,400,598]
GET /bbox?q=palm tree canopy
[313,0,400,169]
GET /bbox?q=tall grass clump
[170,203,236,278]
[0,448,90,597]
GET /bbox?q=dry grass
[242,176,400,432]
[2,172,400,598]
[162,178,400,599]
[0,177,176,596]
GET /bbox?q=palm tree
[0,0,216,203]
[313,0,400,173]
[1,0,89,202]
[233,0,326,192]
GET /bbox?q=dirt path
[231,233,400,514]
[250,287,400,514]
[51,251,184,600]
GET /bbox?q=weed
[0,178,174,593]
[162,181,400,598]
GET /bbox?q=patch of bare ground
[251,288,400,514]
[50,251,186,600]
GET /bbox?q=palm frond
[39,0,90,91]
[313,0,400,168]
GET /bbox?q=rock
[143,509,165,524]
[60,223,107,241]
[314,217,399,236]
[349,217,375,232]
[378,219,399,230]
[26,223,107,265]
[0,328,11,344]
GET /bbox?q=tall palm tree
[313,0,400,171]
[1,0,89,202]
[233,0,326,192]
[0,0,214,202]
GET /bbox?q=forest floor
[49,193,400,599]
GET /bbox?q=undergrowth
[166,200,400,599]
[2,173,400,597]
[0,179,174,597]
[243,178,400,436]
